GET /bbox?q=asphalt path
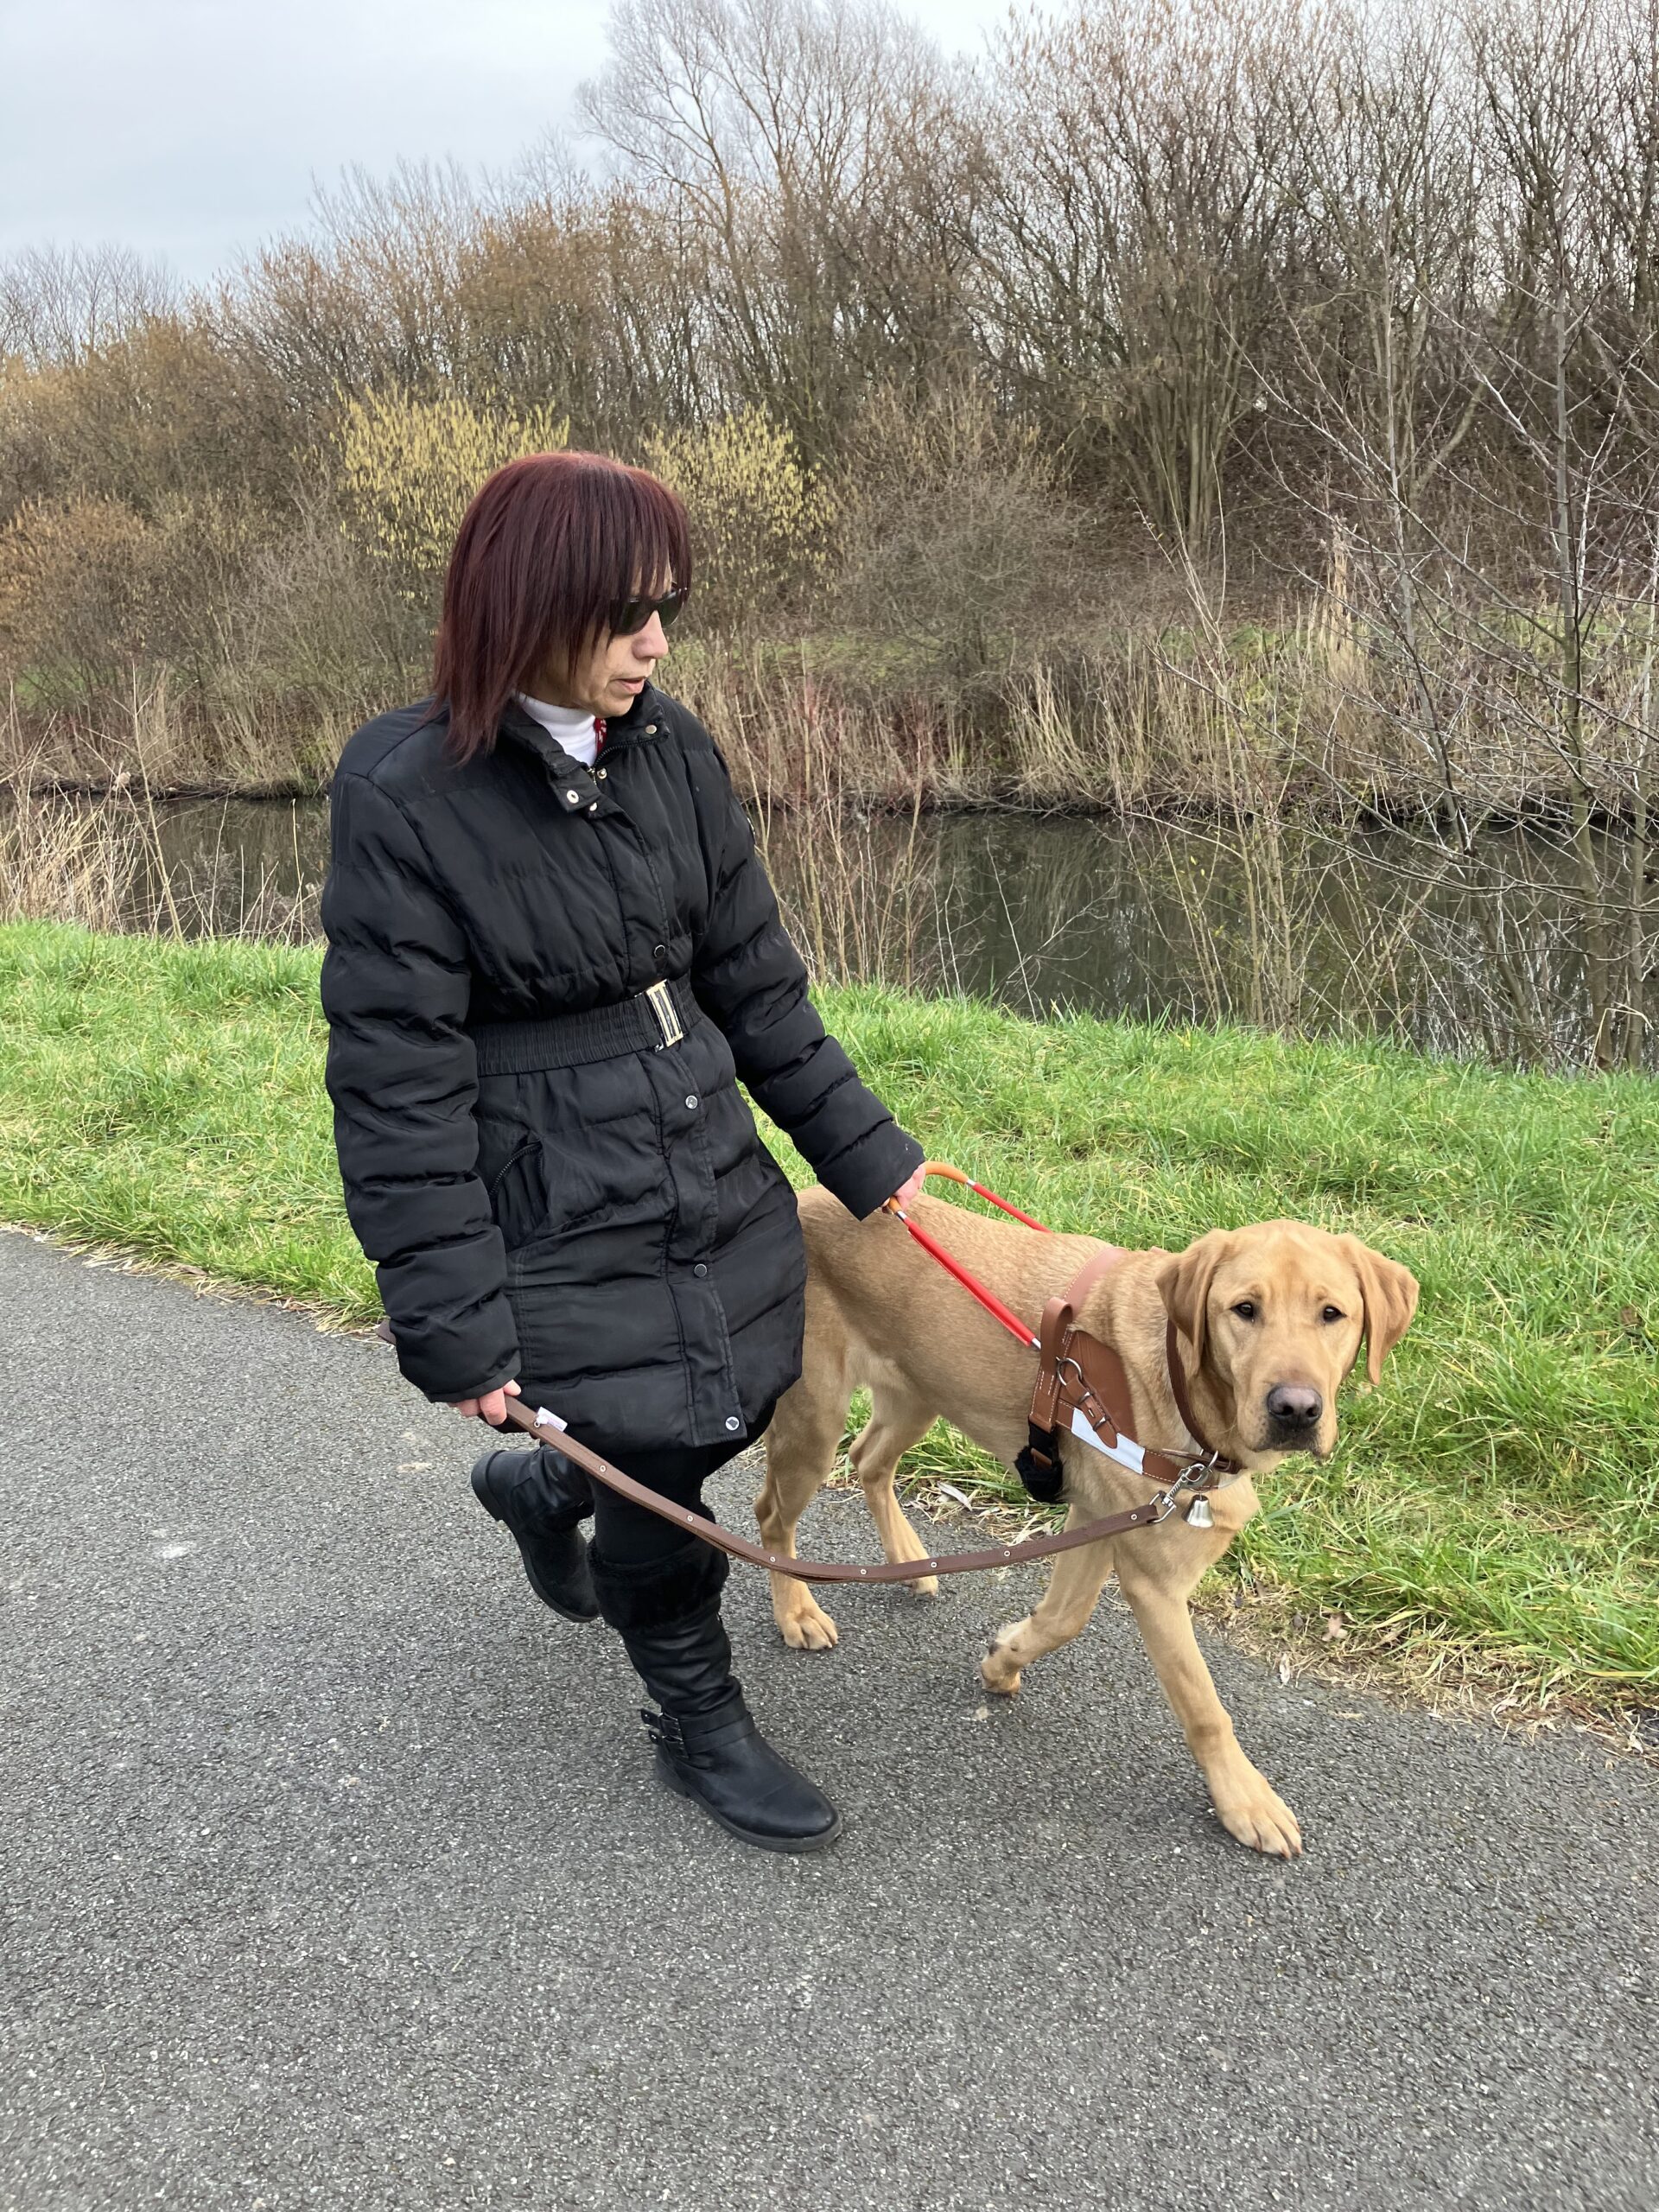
[3,1223,1656,2212]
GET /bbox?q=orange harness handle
[881,1162,1051,1350]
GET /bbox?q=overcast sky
[0,0,1015,285]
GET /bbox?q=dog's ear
[1337,1236,1419,1384]
[1157,1230,1230,1372]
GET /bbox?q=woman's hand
[450,1379,522,1425]
[890,1166,926,1211]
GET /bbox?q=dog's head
[1155,1220,1418,1465]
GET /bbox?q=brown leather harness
[375,1171,1243,1584]
[1013,1248,1238,1516]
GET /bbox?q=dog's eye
[1321,1305,1345,1324]
[1231,1300,1257,1321]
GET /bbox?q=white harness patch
[1068,1402,1146,1475]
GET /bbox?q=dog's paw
[883,1522,939,1599]
[1212,1772,1304,1859]
[776,1594,840,1652]
[980,1629,1023,1697]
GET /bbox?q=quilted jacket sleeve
[689,752,925,1220]
[318,770,521,1403]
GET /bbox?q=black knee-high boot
[588,1530,842,1853]
[470,1443,599,1622]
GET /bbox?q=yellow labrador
[756,1189,1418,1858]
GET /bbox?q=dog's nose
[1266,1383,1322,1427]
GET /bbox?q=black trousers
[480,1395,779,1635]
[583,1393,778,1567]
[573,1394,779,1638]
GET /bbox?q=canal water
[41,791,1624,1070]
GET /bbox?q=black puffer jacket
[318,677,922,1456]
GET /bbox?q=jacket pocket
[484,1130,548,1252]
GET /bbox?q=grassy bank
[3,918,1656,1719]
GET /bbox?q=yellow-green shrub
[642,406,836,633]
[336,386,569,589]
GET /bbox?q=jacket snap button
[588,802,598,813]
[694,1262,709,1278]
[652,941,667,958]
[724,1416,741,1433]
[645,723,658,734]
[565,790,579,804]
[684,1094,698,1110]
[596,767,607,780]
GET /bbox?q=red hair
[429,449,692,763]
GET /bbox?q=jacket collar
[596,677,658,743]
[496,679,662,813]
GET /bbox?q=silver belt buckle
[645,979,683,1049]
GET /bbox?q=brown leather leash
[492,1390,1201,1583]
[378,1165,1241,1585]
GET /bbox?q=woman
[319,449,925,1854]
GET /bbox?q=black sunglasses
[610,583,690,636]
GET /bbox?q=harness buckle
[1178,1451,1224,1491]
[645,979,684,1049]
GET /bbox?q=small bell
[1185,1495,1214,1529]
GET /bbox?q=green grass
[3,918,1656,1713]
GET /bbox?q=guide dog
[756,1187,1419,1857]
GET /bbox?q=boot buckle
[641,1707,683,1752]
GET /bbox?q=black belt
[467,977,700,1076]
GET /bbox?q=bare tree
[976,0,1301,550]
[1248,0,1659,1067]
[576,0,979,460]
[0,243,175,369]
